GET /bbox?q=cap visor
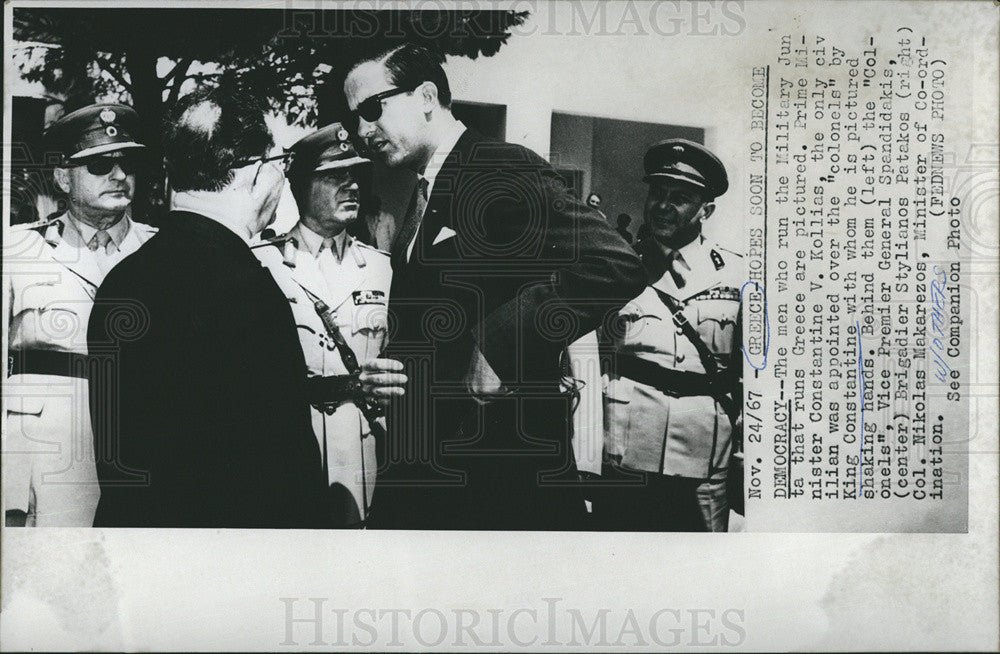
[313,156,369,172]
[642,172,707,189]
[68,142,145,160]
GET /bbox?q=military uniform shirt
[5,213,156,526]
[253,223,391,523]
[604,236,742,480]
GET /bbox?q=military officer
[253,123,403,527]
[4,103,156,526]
[599,139,742,532]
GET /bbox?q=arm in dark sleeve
[472,156,646,383]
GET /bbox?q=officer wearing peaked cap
[597,138,743,532]
[253,123,404,527]
[5,103,156,527]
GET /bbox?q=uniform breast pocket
[695,300,739,353]
[348,304,388,362]
[11,283,90,349]
[614,311,666,349]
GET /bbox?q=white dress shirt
[405,120,467,262]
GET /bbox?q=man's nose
[108,163,127,180]
[356,117,376,138]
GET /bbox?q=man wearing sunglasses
[343,43,646,530]
[87,86,331,527]
[253,123,403,527]
[4,103,157,527]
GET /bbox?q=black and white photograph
[2,0,997,650]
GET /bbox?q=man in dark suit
[87,87,331,527]
[343,43,646,529]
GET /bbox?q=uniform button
[676,327,684,335]
[676,353,685,363]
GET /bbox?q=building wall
[442,3,747,252]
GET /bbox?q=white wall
[441,1,748,251]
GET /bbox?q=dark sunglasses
[345,85,417,131]
[75,155,139,176]
[232,151,294,174]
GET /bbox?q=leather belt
[306,374,362,410]
[8,350,93,379]
[614,353,719,398]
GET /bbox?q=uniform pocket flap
[603,376,634,403]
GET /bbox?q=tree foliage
[14,8,530,125]
[13,7,528,219]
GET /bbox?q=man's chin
[335,209,359,224]
[98,198,132,213]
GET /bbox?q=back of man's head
[349,42,452,109]
[163,86,273,193]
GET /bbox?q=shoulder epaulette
[352,239,390,257]
[250,233,294,250]
[11,216,62,232]
[252,233,299,268]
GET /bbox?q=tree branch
[165,58,194,106]
[160,57,192,84]
[98,55,133,93]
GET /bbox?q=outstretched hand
[359,358,407,408]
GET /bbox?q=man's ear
[232,164,257,192]
[419,81,439,111]
[700,201,716,223]
[52,166,71,195]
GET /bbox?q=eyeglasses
[345,85,417,131]
[232,152,294,174]
[74,155,139,176]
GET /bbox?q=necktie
[319,237,337,260]
[89,230,118,276]
[317,239,339,294]
[89,230,112,254]
[390,177,429,271]
[665,249,689,289]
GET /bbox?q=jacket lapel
[49,233,103,292]
[411,129,480,266]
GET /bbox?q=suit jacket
[377,129,646,530]
[87,211,331,528]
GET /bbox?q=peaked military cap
[643,138,729,198]
[44,103,144,162]
[287,123,368,181]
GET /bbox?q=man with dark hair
[343,43,646,530]
[87,86,331,527]
[5,104,156,526]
